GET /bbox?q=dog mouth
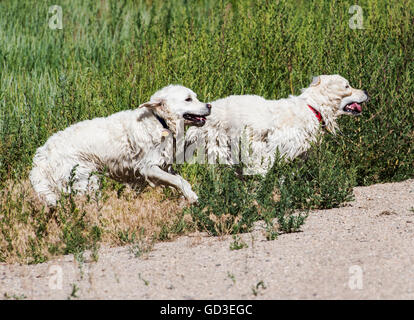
[183,113,207,126]
[343,102,363,115]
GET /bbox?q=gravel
[1,179,413,300]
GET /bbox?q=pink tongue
[349,102,362,112]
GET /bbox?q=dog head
[302,74,369,116]
[299,75,369,132]
[139,85,211,131]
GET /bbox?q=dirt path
[1,179,413,300]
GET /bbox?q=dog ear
[310,76,321,87]
[139,99,164,109]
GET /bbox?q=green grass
[0,0,413,263]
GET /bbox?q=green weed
[0,0,412,264]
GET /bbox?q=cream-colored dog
[30,85,211,206]
[186,75,368,175]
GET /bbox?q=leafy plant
[0,0,412,264]
[230,235,248,250]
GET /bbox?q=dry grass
[1,0,413,265]
[0,179,193,264]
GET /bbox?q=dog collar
[307,105,325,127]
[153,113,172,138]
[154,114,169,130]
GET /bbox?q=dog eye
[345,85,350,89]
[185,97,192,102]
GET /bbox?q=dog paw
[186,191,199,204]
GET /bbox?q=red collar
[307,105,325,126]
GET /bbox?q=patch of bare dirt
[1,179,413,299]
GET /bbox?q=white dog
[30,85,211,206]
[186,75,368,175]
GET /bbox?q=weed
[69,283,79,299]
[129,230,154,258]
[230,235,248,251]
[3,292,27,300]
[227,272,236,284]
[251,280,267,297]
[138,273,150,286]
[0,0,412,264]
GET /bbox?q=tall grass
[0,0,413,263]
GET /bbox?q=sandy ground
[1,179,413,300]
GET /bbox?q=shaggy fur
[30,85,211,206]
[186,75,368,175]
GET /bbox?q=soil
[1,179,413,299]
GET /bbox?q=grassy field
[0,0,413,263]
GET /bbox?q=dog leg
[140,165,198,203]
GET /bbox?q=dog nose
[206,103,212,110]
[363,90,370,100]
